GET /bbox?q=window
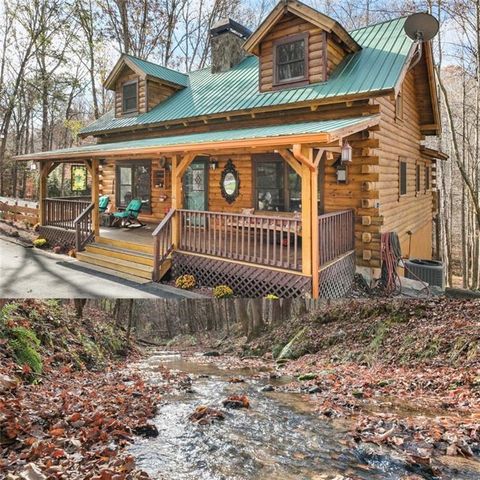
[415,164,421,194]
[116,161,151,212]
[399,159,407,197]
[122,81,138,113]
[425,165,430,191]
[395,90,403,121]
[273,33,308,86]
[254,154,301,212]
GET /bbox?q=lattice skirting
[173,252,312,298]
[319,250,356,298]
[38,226,78,248]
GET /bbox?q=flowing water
[129,352,480,480]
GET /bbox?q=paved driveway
[0,236,193,299]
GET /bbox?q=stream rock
[203,351,221,357]
[133,423,159,438]
[260,385,275,392]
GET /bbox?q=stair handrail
[74,202,95,251]
[152,208,176,281]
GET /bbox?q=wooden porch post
[90,158,100,236]
[171,155,181,248]
[38,161,51,225]
[295,146,319,299]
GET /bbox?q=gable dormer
[244,0,360,92]
[104,54,188,118]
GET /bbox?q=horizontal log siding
[375,69,434,260]
[99,158,172,222]
[259,12,327,92]
[147,79,178,112]
[114,67,146,117]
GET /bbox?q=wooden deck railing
[318,209,355,266]
[44,198,92,230]
[178,209,302,271]
[152,208,176,281]
[74,203,95,251]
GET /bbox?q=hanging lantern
[341,140,352,163]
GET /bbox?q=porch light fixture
[341,140,352,163]
[29,161,37,171]
[333,157,348,184]
[210,158,219,170]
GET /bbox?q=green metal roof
[125,54,189,87]
[20,117,378,160]
[81,17,411,136]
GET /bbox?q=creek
[129,352,480,480]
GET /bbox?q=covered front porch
[17,116,377,297]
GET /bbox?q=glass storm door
[184,158,208,211]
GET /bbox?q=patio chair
[99,195,110,213]
[112,198,146,228]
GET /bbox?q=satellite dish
[404,12,439,42]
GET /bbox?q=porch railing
[152,208,176,281]
[74,203,95,251]
[44,198,92,230]
[318,209,355,266]
[178,209,302,271]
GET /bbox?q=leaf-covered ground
[0,300,179,479]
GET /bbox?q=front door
[183,157,208,211]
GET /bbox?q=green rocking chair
[99,195,110,213]
[112,198,146,228]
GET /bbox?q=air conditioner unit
[404,259,445,290]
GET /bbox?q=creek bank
[0,300,187,479]
[129,351,480,480]
[163,297,480,477]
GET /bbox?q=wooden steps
[76,237,170,281]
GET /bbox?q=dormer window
[273,33,308,87]
[122,81,138,114]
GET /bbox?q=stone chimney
[210,18,252,73]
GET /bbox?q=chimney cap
[211,18,252,39]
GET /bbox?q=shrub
[175,274,196,290]
[8,326,43,376]
[212,285,234,299]
[265,294,279,300]
[33,238,47,248]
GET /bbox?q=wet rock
[260,385,274,392]
[308,386,321,394]
[227,377,245,383]
[298,373,317,381]
[222,395,250,409]
[351,389,364,399]
[189,406,225,425]
[133,423,159,438]
[203,351,220,357]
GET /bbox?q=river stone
[260,385,275,392]
[308,386,321,394]
[298,373,317,381]
[203,351,220,357]
[133,423,159,438]
[276,327,307,361]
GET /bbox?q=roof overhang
[16,116,379,162]
[244,0,361,56]
[420,145,448,161]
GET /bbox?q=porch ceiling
[15,115,379,162]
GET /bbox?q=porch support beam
[277,148,303,177]
[292,144,316,171]
[38,160,53,225]
[171,155,182,248]
[296,146,320,299]
[175,153,195,179]
[90,158,100,237]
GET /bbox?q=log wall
[374,68,434,261]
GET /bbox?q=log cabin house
[17,0,446,298]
